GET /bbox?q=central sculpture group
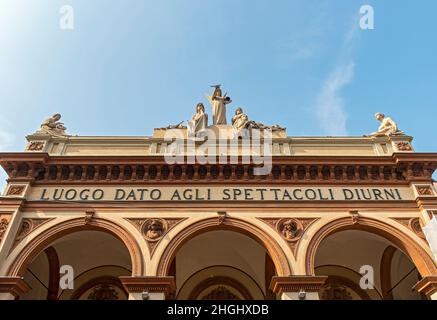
[186,85,284,138]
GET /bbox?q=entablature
[1,153,436,185]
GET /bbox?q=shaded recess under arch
[156,217,292,277]
[7,218,143,277]
[305,217,437,278]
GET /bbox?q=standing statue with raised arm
[207,85,232,125]
[370,113,403,136]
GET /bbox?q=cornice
[413,276,437,296]
[269,276,328,294]
[119,276,176,294]
[0,277,31,297]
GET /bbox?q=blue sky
[1,0,436,186]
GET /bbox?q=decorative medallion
[416,185,434,196]
[409,218,426,239]
[396,142,412,152]
[392,217,426,240]
[126,217,186,256]
[277,218,304,242]
[142,218,168,241]
[10,218,54,252]
[6,185,26,196]
[258,217,318,256]
[27,141,45,151]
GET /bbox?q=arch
[305,217,437,277]
[178,265,265,300]
[7,218,143,277]
[157,217,292,277]
[70,275,127,300]
[189,276,253,300]
[315,265,381,300]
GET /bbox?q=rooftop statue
[158,121,187,130]
[188,103,208,137]
[231,107,285,138]
[37,113,67,137]
[156,85,285,136]
[246,120,285,131]
[369,113,404,137]
[231,107,249,131]
[206,85,232,125]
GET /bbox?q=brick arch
[7,218,143,277]
[305,217,437,277]
[156,217,292,277]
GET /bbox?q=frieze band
[30,186,414,202]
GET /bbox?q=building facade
[0,111,437,300]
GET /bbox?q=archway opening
[20,230,132,300]
[314,230,424,300]
[170,230,277,300]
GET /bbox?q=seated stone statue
[157,121,187,130]
[187,103,208,137]
[232,108,249,130]
[246,120,284,131]
[370,113,403,136]
[38,113,67,136]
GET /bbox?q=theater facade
[1,107,437,300]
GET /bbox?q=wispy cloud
[314,19,360,136]
[315,62,355,136]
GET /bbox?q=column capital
[270,276,328,295]
[413,276,437,296]
[119,276,175,296]
[0,277,31,297]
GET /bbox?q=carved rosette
[392,217,426,240]
[259,217,318,256]
[416,185,434,196]
[6,185,26,196]
[126,218,186,256]
[395,142,412,152]
[26,141,45,152]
